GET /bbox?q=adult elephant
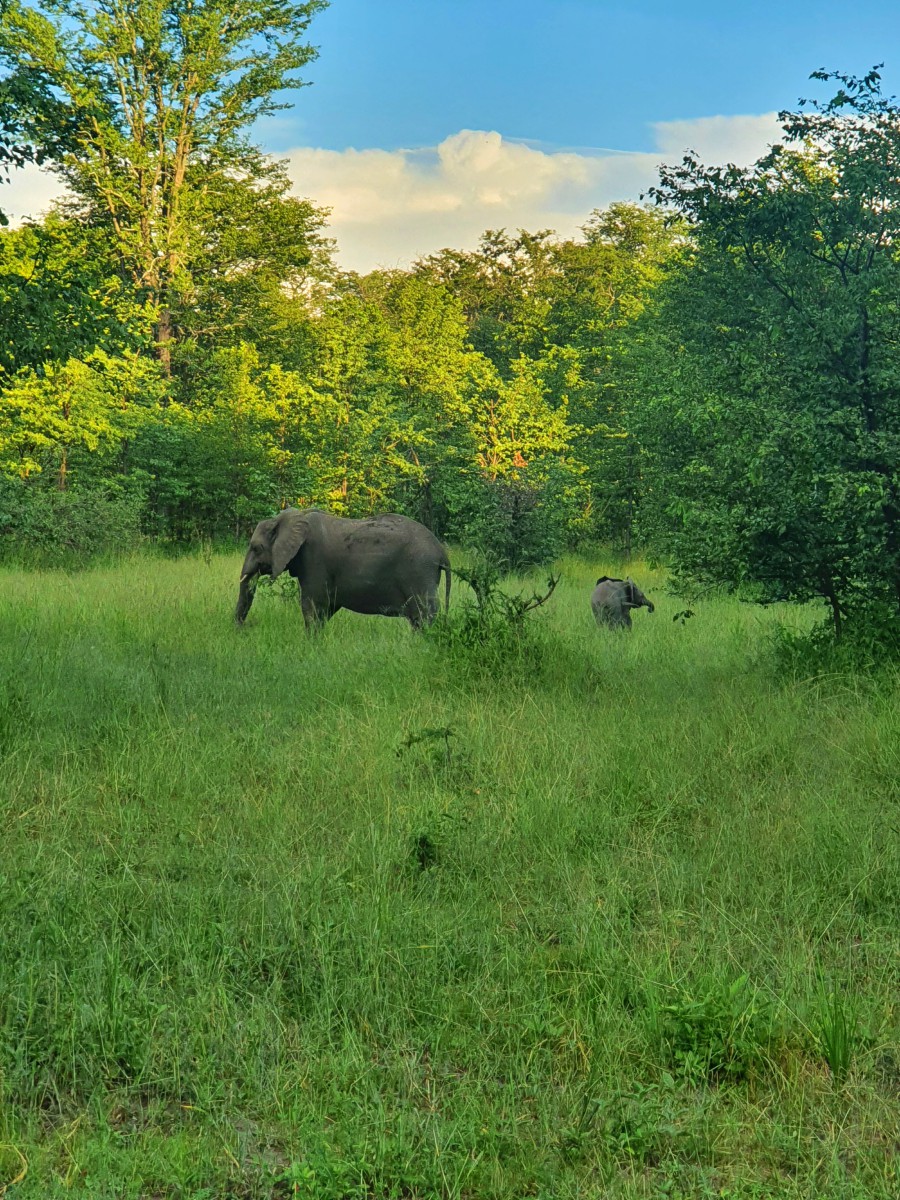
[235,508,451,630]
[591,576,655,630]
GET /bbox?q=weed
[648,975,774,1083]
[412,830,439,872]
[396,724,456,765]
[276,1148,366,1199]
[817,989,858,1083]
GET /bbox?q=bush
[467,473,565,570]
[427,557,559,675]
[646,975,775,1083]
[771,606,900,676]
[0,478,146,566]
[429,462,576,572]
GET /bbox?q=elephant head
[624,577,654,613]
[235,508,309,624]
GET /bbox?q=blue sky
[10,1,900,270]
[266,0,900,153]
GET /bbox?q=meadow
[0,552,897,1199]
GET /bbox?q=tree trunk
[822,573,843,640]
[156,306,172,374]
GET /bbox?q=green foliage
[455,462,576,571]
[648,975,775,1083]
[560,1075,699,1169]
[817,990,858,1083]
[428,557,559,673]
[417,206,686,547]
[0,476,145,564]
[771,610,900,675]
[0,553,897,1197]
[638,68,900,648]
[0,0,328,355]
[0,216,155,373]
[173,158,333,354]
[0,350,166,484]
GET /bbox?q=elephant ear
[271,510,308,578]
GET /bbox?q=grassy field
[0,551,897,1199]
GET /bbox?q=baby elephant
[592,576,655,630]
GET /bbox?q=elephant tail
[441,559,452,614]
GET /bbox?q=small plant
[411,830,439,872]
[649,975,773,1083]
[396,725,455,765]
[427,556,559,673]
[560,1076,687,1168]
[817,989,857,1083]
[276,1148,367,1199]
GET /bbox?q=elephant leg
[406,602,426,631]
[422,593,439,628]
[406,592,438,630]
[301,593,332,631]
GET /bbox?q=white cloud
[286,114,783,271]
[652,113,784,164]
[0,113,784,272]
[285,132,659,270]
[0,161,70,224]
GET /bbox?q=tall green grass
[0,553,897,1198]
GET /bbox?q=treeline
[0,1,898,645]
[0,204,677,565]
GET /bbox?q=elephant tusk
[240,573,249,582]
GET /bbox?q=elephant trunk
[236,571,256,628]
[646,601,655,613]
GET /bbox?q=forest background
[1,0,900,650]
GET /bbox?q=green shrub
[0,478,146,566]
[432,462,575,571]
[427,557,559,675]
[647,975,775,1083]
[771,607,900,676]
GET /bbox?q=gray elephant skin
[235,508,451,629]
[591,576,655,629]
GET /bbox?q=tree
[416,229,558,375]
[0,0,326,365]
[169,156,332,356]
[0,58,75,223]
[416,208,685,546]
[640,67,900,642]
[0,349,165,487]
[0,215,155,374]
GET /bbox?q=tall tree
[640,67,900,641]
[0,0,326,365]
[416,208,684,545]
